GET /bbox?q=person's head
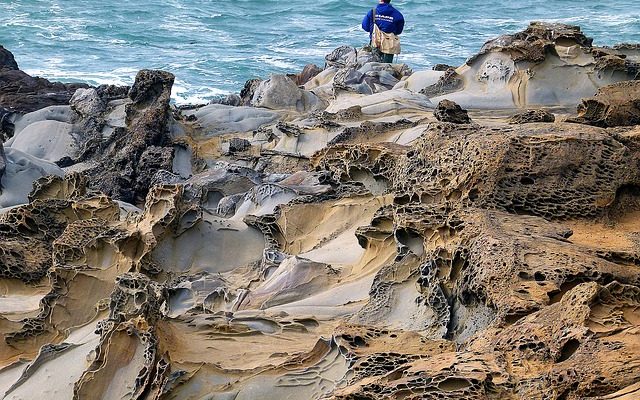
[379,0,391,4]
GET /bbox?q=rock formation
[0,46,89,114]
[568,80,640,127]
[433,99,472,123]
[1,22,640,400]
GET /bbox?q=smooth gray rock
[252,74,324,112]
[190,104,278,136]
[0,147,64,207]
[9,120,78,163]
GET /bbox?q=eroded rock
[433,99,472,123]
[508,108,556,124]
[569,80,640,127]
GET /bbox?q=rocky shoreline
[1,22,639,399]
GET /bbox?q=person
[361,0,405,63]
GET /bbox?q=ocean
[1,0,639,104]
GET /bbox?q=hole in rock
[396,229,424,256]
[557,339,581,362]
[468,189,479,202]
[348,167,389,195]
[438,378,471,392]
[520,176,535,185]
[206,190,224,211]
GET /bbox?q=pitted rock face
[508,109,556,124]
[128,69,175,106]
[433,99,472,124]
[87,69,176,204]
[570,80,640,127]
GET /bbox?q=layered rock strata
[0,22,640,400]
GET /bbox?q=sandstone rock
[325,89,433,116]
[569,80,640,127]
[252,74,324,112]
[508,108,556,124]
[424,22,639,109]
[392,70,444,92]
[433,99,471,123]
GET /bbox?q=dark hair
[382,0,391,3]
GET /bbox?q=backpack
[372,8,401,55]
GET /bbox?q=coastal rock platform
[0,22,639,400]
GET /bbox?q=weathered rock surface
[1,24,640,400]
[508,108,556,124]
[423,22,639,109]
[569,80,640,127]
[433,99,472,123]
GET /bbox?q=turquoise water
[1,0,639,104]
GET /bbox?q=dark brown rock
[508,109,555,124]
[0,45,19,71]
[432,63,454,71]
[433,99,472,124]
[87,69,176,204]
[470,21,593,65]
[568,80,640,127]
[0,46,89,113]
[288,64,323,86]
[240,78,262,106]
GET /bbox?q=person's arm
[362,10,373,33]
[395,13,405,35]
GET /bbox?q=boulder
[333,62,412,95]
[508,109,555,124]
[188,104,278,136]
[433,99,472,123]
[240,78,262,106]
[9,119,77,163]
[252,74,324,112]
[70,88,106,118]
[393,70,445,92]
[568,80,640,127]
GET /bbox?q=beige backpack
[372,8,401,55]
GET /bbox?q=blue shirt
[362,4,405,37]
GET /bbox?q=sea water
[1,0,639,104]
